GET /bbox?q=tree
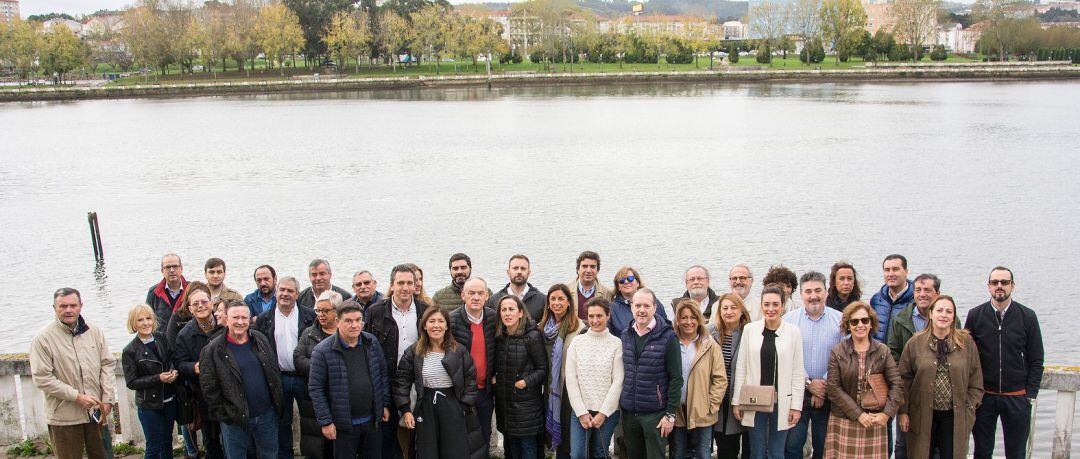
[283,0,355,66]
[197,3,231,76]
[799,36,826,63]
[123,0,174,76]
[474,17,510,75]
[83,16,131,73]
[930,44,948,60]
[255,3,306,75]
[756,43,773,63]
[323,8,372,73]
[872,29,896,60]
[727,41,739,63]
[789,0,822,64]
[819,0,867,64]
[40,24,89,83]
[227,0,263,75]
[378,10,413,71]
[410,4,449,72]
[0,18,42,83]
[749,1,789,51]
[973,0,1033,60]
[164,2,201,76]
[892,0,940,62]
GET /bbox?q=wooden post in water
[88,212,103,261]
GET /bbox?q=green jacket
[432,284,465,312]
[886,304,960,363]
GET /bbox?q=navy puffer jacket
[620,314,677,413]
[308,331,390,432]
[870,281,914,343]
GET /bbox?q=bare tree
[749,1,790,49]
[892,0,941,61]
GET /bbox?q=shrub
[800,38,825,64]
[756,44,772,63]
[930,45,948,61]
[727,43,739,64]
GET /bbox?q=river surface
[2,80,1079,453]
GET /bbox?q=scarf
[544,317,564,448]
[934,336,950,364]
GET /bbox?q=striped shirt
[422,352,453,389]
[721,333,735,397]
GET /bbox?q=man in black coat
[451,277,497,457]
[200,301,284,459]
[147,253,188,330]
[486,254,546,323]
[297,259,353,310]
[965,266,1044,459]
[365,264,429,459]
[254,276,317,459]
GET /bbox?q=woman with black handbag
[732,285,805,459]
[823,301,903,458]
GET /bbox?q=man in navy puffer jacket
[309,302,390,459]
[870,254,915,343]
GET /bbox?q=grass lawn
[101,53,988,86]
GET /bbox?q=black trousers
[334,420,382,459]
[972,394,1031,459]
[929,410,954,459]
[414,389,468,459]
[713,431,748,459]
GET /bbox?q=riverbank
[2,63,1077,102]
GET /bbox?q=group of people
[27,251,1044,459]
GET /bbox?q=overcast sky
[22,0,496,17]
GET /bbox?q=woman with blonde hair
[671,299,728,459]
[897,295,983,459]
[823,301,903,458]
[709,293,751,457]
[121,304,180,459]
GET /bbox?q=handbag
[860,372,888,411]
[738,385,776,413]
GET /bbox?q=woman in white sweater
[732,285,806,459]
[564,297,624,459]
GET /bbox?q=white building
[723,20,749,40]
[0,0,18,23]
[43,17,82,34]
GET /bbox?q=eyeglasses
[162,264,181,271]
[848,317,872,326]
[190,299,210,307]
[617,275,637,285]
[989,280,1013,286]
[729,276,750,282]
[315,308,335,315]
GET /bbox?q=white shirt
[392,299,419,362]
[274,307,299,372]
[466,307,484,325]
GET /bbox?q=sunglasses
[848,317,872,326]
[618,275,637,285]
[989,280,1013,286]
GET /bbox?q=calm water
[2,81,1078,452]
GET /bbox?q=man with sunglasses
[347,271,383,310]
[965,266,1044,459]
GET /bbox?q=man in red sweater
[449,278,497,458]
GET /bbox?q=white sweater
[564,329,624,417]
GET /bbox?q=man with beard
[728,263,760,320]
[571,251,609,320]
[147,253,188,329]
[487,254,544,322]
[246,265,278,318]
[783,271,843,459]
[966,267,1044,459]
[432,253,476,312]
[670,265,719,322]
[298,259,353,310]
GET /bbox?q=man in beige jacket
[29,287,116,459]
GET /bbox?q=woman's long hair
[496,295,530,336]
[415,307,458,358]
[674,299,708,345]
[913,295,969,350]
[711,292,750,337]
[539,283,581,339]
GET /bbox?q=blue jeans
[748,412,786,459]
[568,410,619,459]
[506,435,538,459]
[137,400,177,459]
[221,409,278,459]
[784,403,827,459]
[671,426,712,459]
[180,424,198,457]
[279,374,306,459]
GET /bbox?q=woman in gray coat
[709,293,751,458]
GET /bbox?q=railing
[1,355,1077,458]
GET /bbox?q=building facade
[1,0,18,23]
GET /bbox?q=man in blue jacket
[966,266,1044,459]
[309,302,391,459]
[870,254,914,343]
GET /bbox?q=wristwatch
[664,413,676,423]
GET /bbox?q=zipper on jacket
[997,307,1003,391]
